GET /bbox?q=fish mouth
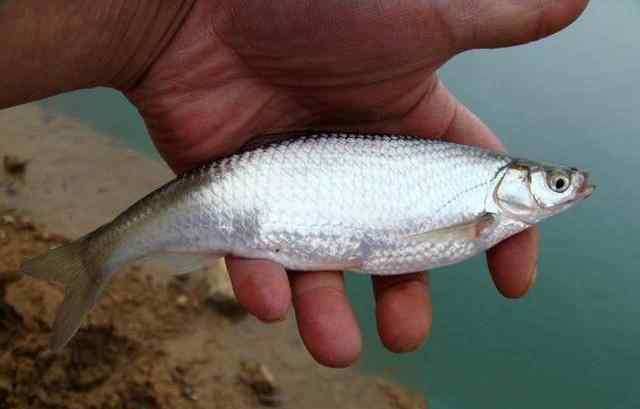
[575,171,595,200]
[578,184,596,199]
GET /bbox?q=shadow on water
[41,1,640,408]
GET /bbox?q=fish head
[493,159,594,224]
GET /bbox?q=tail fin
[21,239,108,351]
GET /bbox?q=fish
[21,131,594,351]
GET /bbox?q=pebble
[1,214,16,225]
[3,155,27,175]
[239,361,277,394]
[16,215,35,230]
[34,231,50,241]
[34,230,71,243]
[176,295,189,307]
[239,361,284,406]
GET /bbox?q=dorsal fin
[236,128,346,154]
[237,128,431,154]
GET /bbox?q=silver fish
[22,131,594,350]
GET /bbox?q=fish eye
[547,172,571,193]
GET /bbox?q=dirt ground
[0,104,426,409]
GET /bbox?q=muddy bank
[0,104,425,409]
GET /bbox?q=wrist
[0,0,195,107]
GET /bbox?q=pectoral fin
[407,213,496,243]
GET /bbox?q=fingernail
[526,263,538,293]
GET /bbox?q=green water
[41,1,640,408]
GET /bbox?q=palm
[127,0,588,367]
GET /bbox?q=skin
[0,0,589,367]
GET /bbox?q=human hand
[126,0,589,367]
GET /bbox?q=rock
[175,295,189,308]
[33,231,50,241]
[0,301,23,347]
[239,361,283,406]
[1,215,15,226]
[239,361,276,394]
[0,270,20,285]
[15,215,34,230]
[3,155,27,175]
[170,365,198,402]
[34,230,70,243]
[0,230,7,244]
[50,233,71,243]
[181,383,197,401]
[257,391,286,407]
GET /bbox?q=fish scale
[192,133,510,272]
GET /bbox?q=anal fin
[138,251,219,275]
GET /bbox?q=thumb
[443,0,589,50]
